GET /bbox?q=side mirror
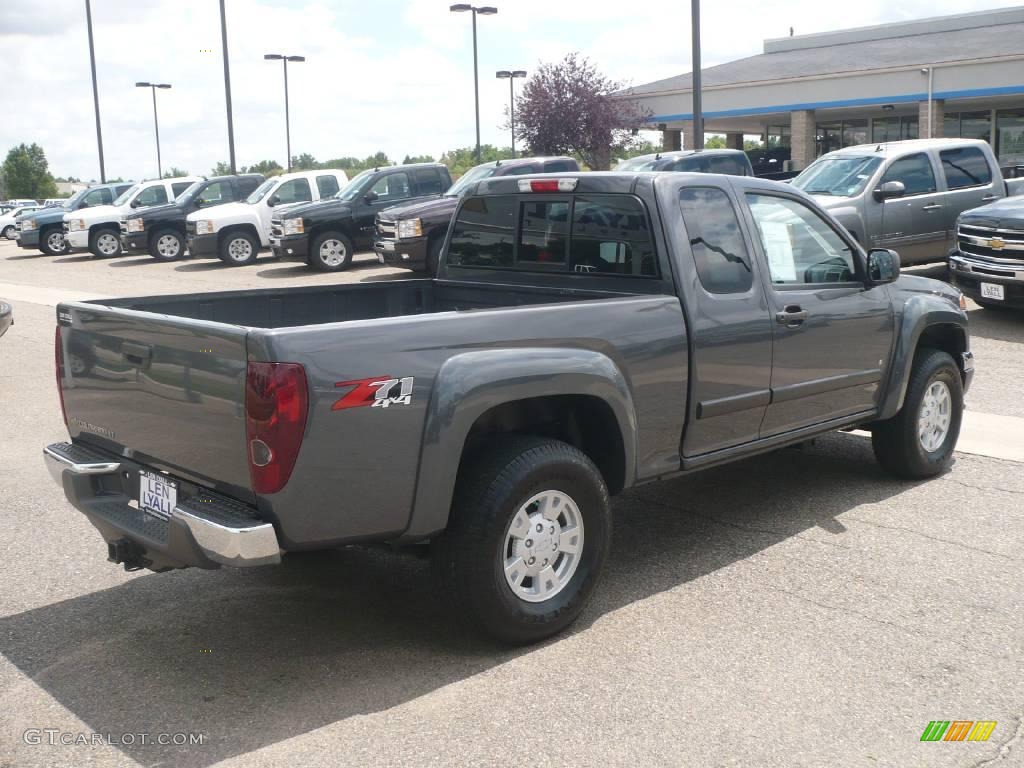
[873,180,905,202]
[130,199,141,208]
[866,248,900,285]
[364,191,378,204]
[267,195,279,207]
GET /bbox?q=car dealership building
[620,7,1024,172]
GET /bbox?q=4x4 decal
[332,376,414,410]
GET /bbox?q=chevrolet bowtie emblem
[988,237,1005,250]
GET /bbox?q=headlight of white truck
[126,218,145,233]
[397,218,422,239]
[20,218,37,231]
[283,218,304,235]
[195,220,216,235]
[68,218,87,231]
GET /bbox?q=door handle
[981,194,998,201]
[921,203,943,211]
[775,305,808,327]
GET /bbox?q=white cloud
[1,0,1021,180]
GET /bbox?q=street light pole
[136,82,171,178]
[496,70,526,156]
[690,0,703,150]
[219,0,236,173]
[450,5,498,163]
[84,0,105,182]
[265,54,305,171]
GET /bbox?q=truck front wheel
[308,231,354,271]
[149,228,185,261]
[432,436,611,645]
[872,348,963,479]
[218,230,259,266]
[89,227,122,258]
[40,227,68,255]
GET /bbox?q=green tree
[242,159,284,176]
[611,139,661,165]
[291,153,319,170]
[163,167,189,178]
[439,145,515,177]
[2,143,58,199]
[402,154,435,164]
[211,161,234,175]
[703,135,726,149]
[322,152,393,176]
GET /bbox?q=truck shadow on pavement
[0,432,918,767]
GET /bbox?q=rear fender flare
[403,348,638,539]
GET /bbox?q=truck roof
[473,170,790,197]
[824,137,990,160]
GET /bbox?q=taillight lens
[55,326,68,426]
[517,178,579,193]
[245,362,308,494]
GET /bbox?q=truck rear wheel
[308,231,354,271]
[432,436,611,645]
[218,230,259,266]
[40,227,68,255]
[149,228,185,261]
[89,227,122,258]
[871,348,963,479]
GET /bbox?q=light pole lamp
[264,54,305,171]
[450,4,497,162]
[496,69,526,157]
[136,82,171,178]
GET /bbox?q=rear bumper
[44,441,281,571]
[186,232,218,257]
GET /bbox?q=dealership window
[960,111,992,142]
[817,120,870,156]
[901,117,919,140]
[766,125,791,149]
[996,109,1024,167]
[872,117,900,143]
[842,120,868,148]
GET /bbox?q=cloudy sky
[2,0,1021,181]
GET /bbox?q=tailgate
[56,302,253,502]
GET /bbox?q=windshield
[63,189,88,210]
[335,169,375,202]
[246,178,276,204]
[113,184,140,206]
[792,156,883,197]
[444,163,499,197]
[616,155,662,171]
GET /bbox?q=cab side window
[940,147,993,189]
[197,181,236,206]
[273,178,312,205]
[370,172,412,202]
[544,160,573,172]
[316,175,340,198]
[747,193,859,285]
[880,153,937,195]
[678,187,753,293]
[171,182,192,198]
[414,168,444,195]
[81,188,110,207]
[134,186,168,206]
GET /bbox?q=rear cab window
[447,193,658,278]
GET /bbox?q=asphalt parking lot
[1,239,1022,768]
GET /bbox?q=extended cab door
[264,176,313,242]
[937,145,1001,246]
[351,170,419,248]
[875,152,947,264]
[744,190,893,435]
[675,180,773,456]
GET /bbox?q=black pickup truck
[270,163,453,271]
[121,174,264,261]
[46,171,972,645]
[375,156,579,274]
[950,196,1024,309]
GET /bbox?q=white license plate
[139,471,177,519]
[980,282,1005,301]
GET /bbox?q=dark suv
[374,156,579,273]
[271,163,453,271]
[121,174,264,261]
[616,149,753,176]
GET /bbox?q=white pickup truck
[184,169,348,266]
[63,176,202,257]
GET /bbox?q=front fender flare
[402,348,638,540]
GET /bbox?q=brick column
[790,109,816,171]
[726,132,744,150]
[918,99,945,139]
[679,121,696,149]
[662,129,682,152]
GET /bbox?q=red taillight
[517,178,579,193]
[245,362,308,494]
[55,326,68,426]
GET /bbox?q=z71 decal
[332,376,414,410]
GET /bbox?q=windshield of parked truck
[62,189,88,210]
[113,185,140,206]
[246,178,277,204]
[335,170,375,202]
[792,156,883,197]
[444,163,500,197]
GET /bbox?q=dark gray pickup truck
[45,172,974,644]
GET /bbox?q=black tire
[149,227,185,261]
[218,229,259,266]
[872,348,963,479]
[2,225,17,240]
[432,436,611,645]
[308,231,354,272]
[39,227,68,255]
[425,235,443,276]
[88,227,121,258]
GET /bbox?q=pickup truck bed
[48,171,973,644]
